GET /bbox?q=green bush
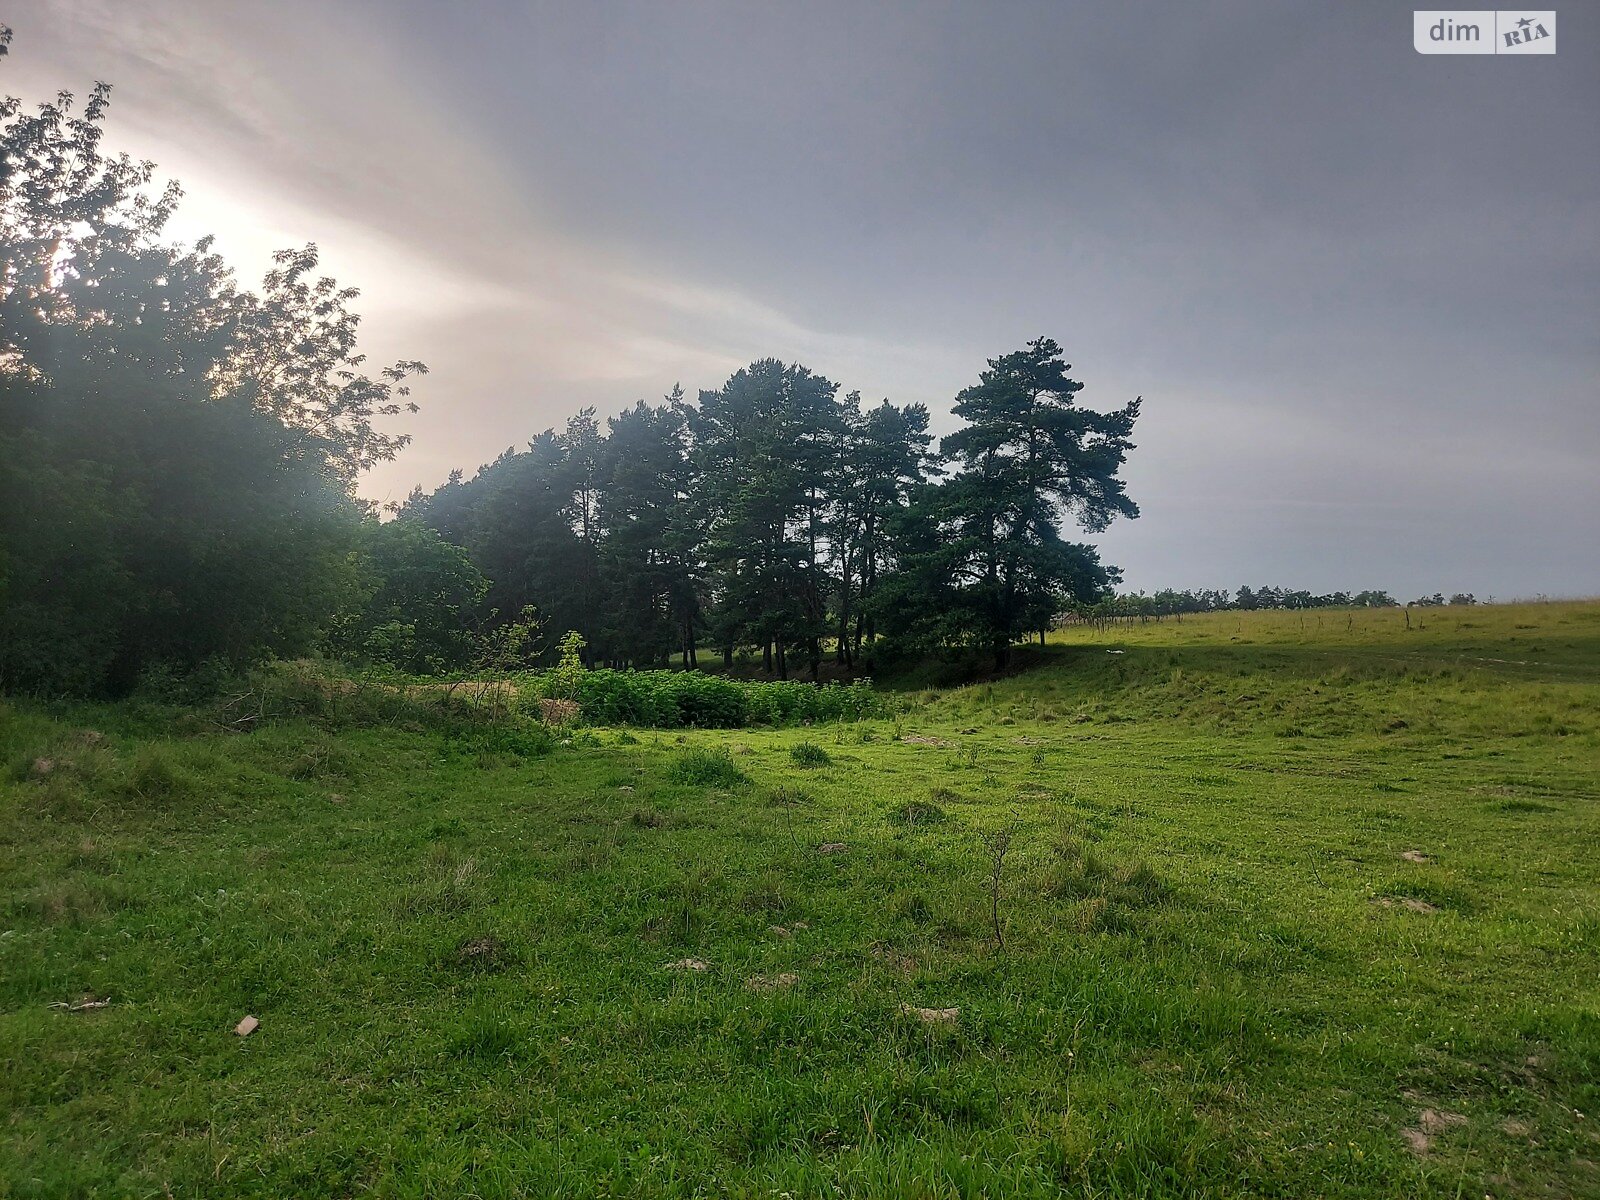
[536,669,889,729]
[789,741,831,767]
[665,747,748,788]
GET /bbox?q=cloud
[7,0,1597,596]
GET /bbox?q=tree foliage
[405,343,1141,675]
[1,32,1149,695]
[0,41,422,694]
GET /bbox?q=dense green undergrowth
[222,659,893,732]
[557,668,889,728]
[2,601,1597,1198]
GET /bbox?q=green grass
[2,601,1598,1197]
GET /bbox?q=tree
[827,396,938,667]
[693,359,841,678]
[334,520,488,674]
[597,392,704,667]
[223,244,427,486]
[0,41,420,693]
[883,339,1139,667]
[405,432,589,658]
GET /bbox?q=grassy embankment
[2,600,1597,1197]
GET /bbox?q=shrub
[789,741,832,767]
[666,746,748,788]
[241,660,525,733]
[534,669,890,729]
[545,631,588,701]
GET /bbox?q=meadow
[2,601,1597,1198]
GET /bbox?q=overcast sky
[8,1,1598,599]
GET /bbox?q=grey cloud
[9,0,1598,597]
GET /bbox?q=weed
[666,746,748,788]
[118,746,197,805]
[789,741,831,768]
[888,800,947,827]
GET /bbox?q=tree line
[1074,587,1399,619]
[0,44,1139,694]
[400,344,1139,679]
[1069,587,1484,621]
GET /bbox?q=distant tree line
[1407,592,1478,608]
[1072,586,1399,619]
[0,44,1139,694]
[1067,587,1481,621]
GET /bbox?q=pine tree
[886,338,1139,667]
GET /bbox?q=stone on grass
[898,1002,959,1026]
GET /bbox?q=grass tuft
[666,746,748,788]
[788,741,832,767]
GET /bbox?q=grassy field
[3,601,1597,1198]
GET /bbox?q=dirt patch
[900,735,954,748]
[1419,1108,1467,1133]
[1401,1127,1431,1155]
[1400,849,1432,863]
[1500,1117,1533,1137]
[665,957,709,972]
[818,842,848,855]
[1373,896,1440,914]
[745,972,799,993]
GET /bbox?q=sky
[6,0,1598,600]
